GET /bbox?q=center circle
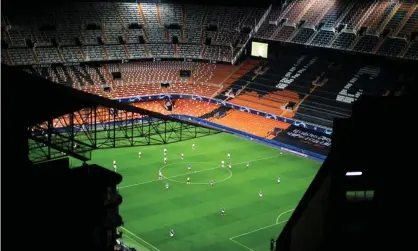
[159,162,232,185]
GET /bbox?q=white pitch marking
[229,238,254,251]
[120,227,161,251]
[276,209,295,224]
[119,155,281,189]
[229,209,295,250]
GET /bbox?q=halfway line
[119,155,280,189]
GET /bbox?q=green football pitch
[71,132,321,251]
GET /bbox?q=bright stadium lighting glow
[251,42,268,58]
[346,171,362,176]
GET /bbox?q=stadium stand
[2,1,417,133]
[2,1,418,67]
[132,99,220,117]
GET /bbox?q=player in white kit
[165,183,169,190]
[164,148,167,156]
[259,191,263,199]
[159,171,163,180]
[228,163,232,169]
[113,160,117,172]
[170,229,174,238]
[138,152,142,158]
[192,143,195,150]
[164,157,167,165]
[187,177,190,184]
[181,153,184,160]
[227,153,230,160]
[277,176,281,184]
[221,160,225,168]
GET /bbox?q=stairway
[94,66,107,86]
[173,44,178,57]
[138,4,149,41]
[80,65,95,85]
[200,106,232,119]
[62,66,74,88]
[70,66,84,87]
[144,44,150,57]
[52,67,65,83]
[103,47,110,60]
[201,45,207,58]
[80,46,87,60]
[32,49,39,64]
[6,51,13,65]
[122,44,131,58]
[393,3,418,37]
[156,3,163,26]
[377,3,401,35]
[56,47,65,61]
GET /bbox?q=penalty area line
[229,209,295,250]
[229,238,254,251]
[120,227,161,251]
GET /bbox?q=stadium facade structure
[1,0,417,67]
[2,1,417,250]
[3,65,219,164]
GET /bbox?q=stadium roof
[1,64,201,127]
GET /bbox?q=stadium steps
[103,47,110,60]
[201,45,207,58]
[80,65,95,85]
[56,47,65,61]
[62,67,74,88]
[138,4,149,41]
[5,50,13,65]
[101,29,108,43]
[181,5,186,42]
[200,6,208,42]
[215,60,260,99]
[114,5,126,27]
[372,37,385,55]
[393,3,418,37]
[80,46,87,61]
[295,0,316,27]
[122,45,131,58]
[200,106,232,119]
[156,3,163,26]
[31,48,39,64]
[400,41,412,58]
[70,66,84,87]
[376,2,401,36]
[143,44,150,57]
[52,67,65,84]
[94,66,107,85]
[173,44,178,57]
[103,65,115,88]
[165,29,170,42]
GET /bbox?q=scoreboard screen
[251,42,268,58]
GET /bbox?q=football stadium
[2,0,417,250]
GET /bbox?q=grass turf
[70,132,321,251]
